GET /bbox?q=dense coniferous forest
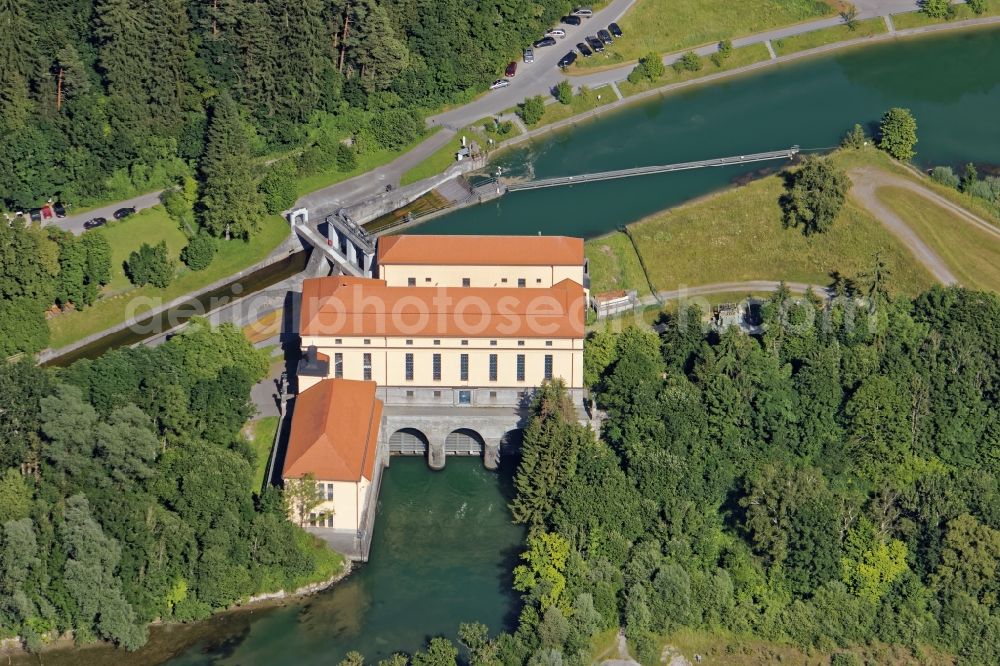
[0,321,339,651]
[448,285,999,665]
[0,0,572,210]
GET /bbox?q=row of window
[404,353,552,382]
[333,352,555,382]
[331,338,556,347]
[406,277,543,287]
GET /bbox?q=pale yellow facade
[379,263,586,290]
[298,334,583,395]
[306,477,371,532]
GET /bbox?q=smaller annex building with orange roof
[282,378,384,534]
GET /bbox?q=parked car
[545,28,566,38]
[505,61,517,77]
[113,207,136,220]
[490,79,511,90]
[577,42,593,57]
[598,29,613,44]
[533,36,557,48]
[53,202,67,218]
[558,52,578,68]
[523,47,534,63]
[609,22,623,37]
[586,36,604,52]
[572,8,594,17]
[561,15,582,26]
[28,209,42,222]
[83,217,107,230]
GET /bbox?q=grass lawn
[575,0,833,70]
[48,208,289,349]
[626,171,936,296]
[294,127,442,195]
[618,44,772,97]
[642,627,953,666]
[400,139,463,186]
[246,415,280,490]
[401,118,525,185]
[470,116,524,140]
[772,17,887,55]
[528,85,618,127]
[97,207,191,292]
[876,186,1000,293]
[892,1,1000,29]
[585,230,651,296]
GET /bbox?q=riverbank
[0,558,353,664]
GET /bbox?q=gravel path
[848,168,960,285]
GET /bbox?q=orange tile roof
[300,276,586,339]
[282,379,382,482]
[377,235,584,267]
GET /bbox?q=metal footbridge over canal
[290,146,801,277]
[506,146,800,191]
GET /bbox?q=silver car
[523,48,535,63]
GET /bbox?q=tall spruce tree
[199,92,265,239]
[510,380,585,531]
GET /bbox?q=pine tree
[199,92,265,239]
[510,381,584,530]
[350,0,409,89]
[95,0,153,134]
[145,0,192,133]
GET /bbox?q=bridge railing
[507,147,800,191]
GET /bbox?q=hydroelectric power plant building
[282,235,588,559]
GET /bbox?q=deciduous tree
[878,107,918,160]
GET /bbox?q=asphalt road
[427,0,934,129]
[42,189,165,235]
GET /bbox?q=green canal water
[22,26,1000,666]
[418,26,1000,238]
[162,458,524,665]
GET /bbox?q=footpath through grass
[892,1,1000,29]
[772,17,888,55]
[623,169,935,297]
[618,43,771,97]
[876,187,1000,293]
[48,208,289,349]
[831,147,1000,227]
[575,0,833,70]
